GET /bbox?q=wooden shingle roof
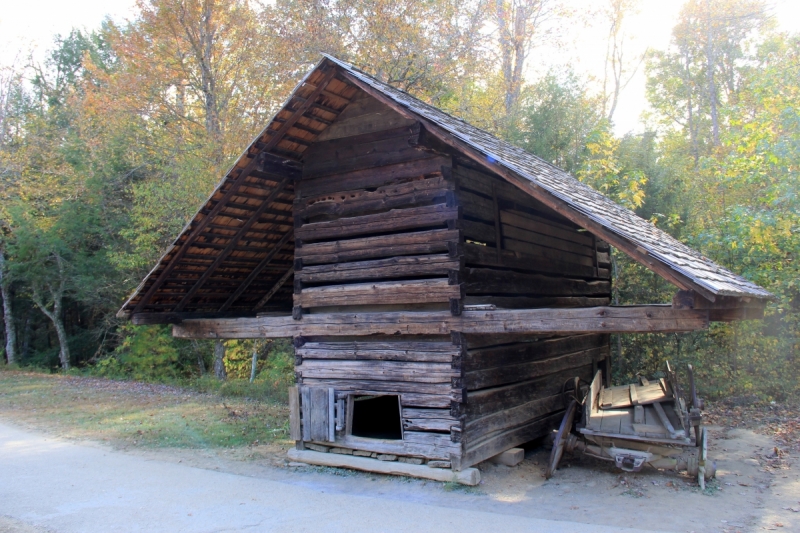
[322,55,771,302]
[119,56,770,322]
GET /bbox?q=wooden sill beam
[170,306,709,338]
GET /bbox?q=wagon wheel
[545,399,578,480]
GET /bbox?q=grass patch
[0,369,291,450]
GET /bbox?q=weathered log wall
[292,95,467,465]
[293,109,462,316]
[454,160,612,308]
[295,335,464,463]
[449,161,613,467]
[289,94,613,470]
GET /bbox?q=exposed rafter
[255,266,295,311]
[219,229,295,312]
[173,176,293,311]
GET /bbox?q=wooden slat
[465,393,562,440]
[298,157,450,198]
[465,347,605,390]
[500,210,594,247]
[466,334,603,369]
[327,433,460,461]
[296,255,459,284]
[288,386,301,440]
[296,174,450,219]
[502,224,595,257]
[296,204,457,242]
[294,279,461,308]
[502,238,596,267]
[298,360,457,384]
[309,387,329,442]
[304,143,432,178]
[298,341,458,363]
[307,123,421,158]
[301,386,311,441]
[464,268,610,296]
[463,243,599,279]
[402,417,455,432]
[301,378,453,397]
[295,229,459,265]
[461,411,562,468]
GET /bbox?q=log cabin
[117,55,771,482]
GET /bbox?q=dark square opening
[350,395,402,440]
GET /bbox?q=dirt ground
[119,424,797,533]
[1,371,798,532]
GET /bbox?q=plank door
[300,386,336,442]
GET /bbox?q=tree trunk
[196,352,206,376]
[705,0,720,146]
[249,345,258,383]
[52,310,70,371]
[0,250,16,364]
[21,314,31,359]
[683,50,699,166]
[32,285,69,370]
[493,0,547,123]
[213,339,226,380]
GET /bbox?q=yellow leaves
[578,128,647,211]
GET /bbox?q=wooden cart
[546,363,715,488]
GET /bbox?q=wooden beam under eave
[171,306,709,339]
[672,290,767,321]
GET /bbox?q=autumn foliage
[0,0,797,400]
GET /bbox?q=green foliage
[578,127,648,211]
[0,0,798,406]
[508,70,603,173]
[221,339,295,401]
[100,325,188,381]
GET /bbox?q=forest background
[0,0,797,402]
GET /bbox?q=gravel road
[0,421,662,533]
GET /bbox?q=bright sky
[1,0,798,135]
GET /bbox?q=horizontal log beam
[171,306,709,339]
[132,311,258,325]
